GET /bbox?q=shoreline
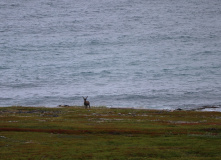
[1,104,221,112]
[110,105,221,112]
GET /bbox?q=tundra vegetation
[0,106,220,160]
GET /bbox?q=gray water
[1,0,221,110]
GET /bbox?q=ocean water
[0,0,221,110]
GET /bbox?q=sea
[1,0,221,111]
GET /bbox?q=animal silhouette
[82,96,90,109]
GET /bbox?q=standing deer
[82,96,90,109]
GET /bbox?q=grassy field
[0,106,220,160]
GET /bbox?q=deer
[82,96,90,109]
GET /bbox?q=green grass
[0,106,221,159]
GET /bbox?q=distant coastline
[1,104,220,112]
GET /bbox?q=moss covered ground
[0,106,220,159]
